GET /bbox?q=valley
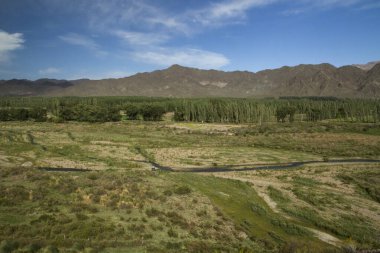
[1,120,379,252]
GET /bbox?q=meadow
[0,97,380,252]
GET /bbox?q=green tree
[125,104,140,120]
[141,104,166,121]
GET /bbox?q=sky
[0,0,379,80]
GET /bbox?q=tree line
[0,96,379,123]
[0,108,47,122]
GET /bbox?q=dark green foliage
[276,106,296,123]
[307,108,323,121]
[0,96,379,123]
[59,104,121,122]
[140,104,166,121]
[167,227,178,238]
[174,186,192,195]
[337,107,347,119]
[11,108,29,121]
[0,240,19,253]
[0,107,47,122]
[24,243,42,253]
[29,108,47,122]
[173,111,185,121]
[145,208,162,217]
[125,104,140,120]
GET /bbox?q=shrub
[276,106,296,123]
[173,110,185,121]
[174,186,191,195]
[0,240,19,253]
[163,189,173,196]
[167,228,178,238]
[41,245,59,253]
[166,242,182,250]
[145,208,162,217]
[140,104,166,121]
[125,104,140,120]
[166,211,189,229]
[24,243,42,253]
[58,104,121,122]
[307,108,323,121]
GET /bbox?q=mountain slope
[0,79,73,96]
[1,63,380,97]
[353,61,380,71]
[358,63,380,96]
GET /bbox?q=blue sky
[0,0,379,80]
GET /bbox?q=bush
[125,104,140,120]
[41,245,59,253]
[29,108,47,122]
[0,108,47,122]
[163,189,173,196]
[145,207,162,217]
[173,110,185,121]
[59,104,121,122]
[276,106,296,123]
[174,186,191,195]
[167,227,178,238]
[307,108,323,121]
[140,104,166,121]
[24,243,42,253]
[0,240,19,253]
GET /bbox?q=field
[0,119,380,252]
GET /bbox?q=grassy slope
[0,167,260,253]
[0,121,379,252]
[171,173,334,252]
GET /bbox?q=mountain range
[1,61,380,98]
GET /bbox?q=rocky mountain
[352,61,380,71]
[1,62,380,98]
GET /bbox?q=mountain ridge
[1,62,380,98]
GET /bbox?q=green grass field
[0,120,379,252]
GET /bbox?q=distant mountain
[353,61,380,71]
[357,63,380,96]
[1,62,380,98]
[0,79,73,96]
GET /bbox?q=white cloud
[132,47,230,69]
[59,33,107,57]
[359,1,380,10]
[114,30,169,46]
[69,70,133,80]
[59,33,98,49]
[38,67,61,75]
[282,0,375,15]
[78,0,190,34]
[298,0,361,8]
[0,30,24,63]
[190,0,277,26]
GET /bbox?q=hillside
[1,63,380,98]
[352,61,380,71]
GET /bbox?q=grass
[267,186,290,204]
[229,164,380,250]
[0,167,252,252]
[337,170,380,203]
[0,120,380,252]
[171,173,332,252]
